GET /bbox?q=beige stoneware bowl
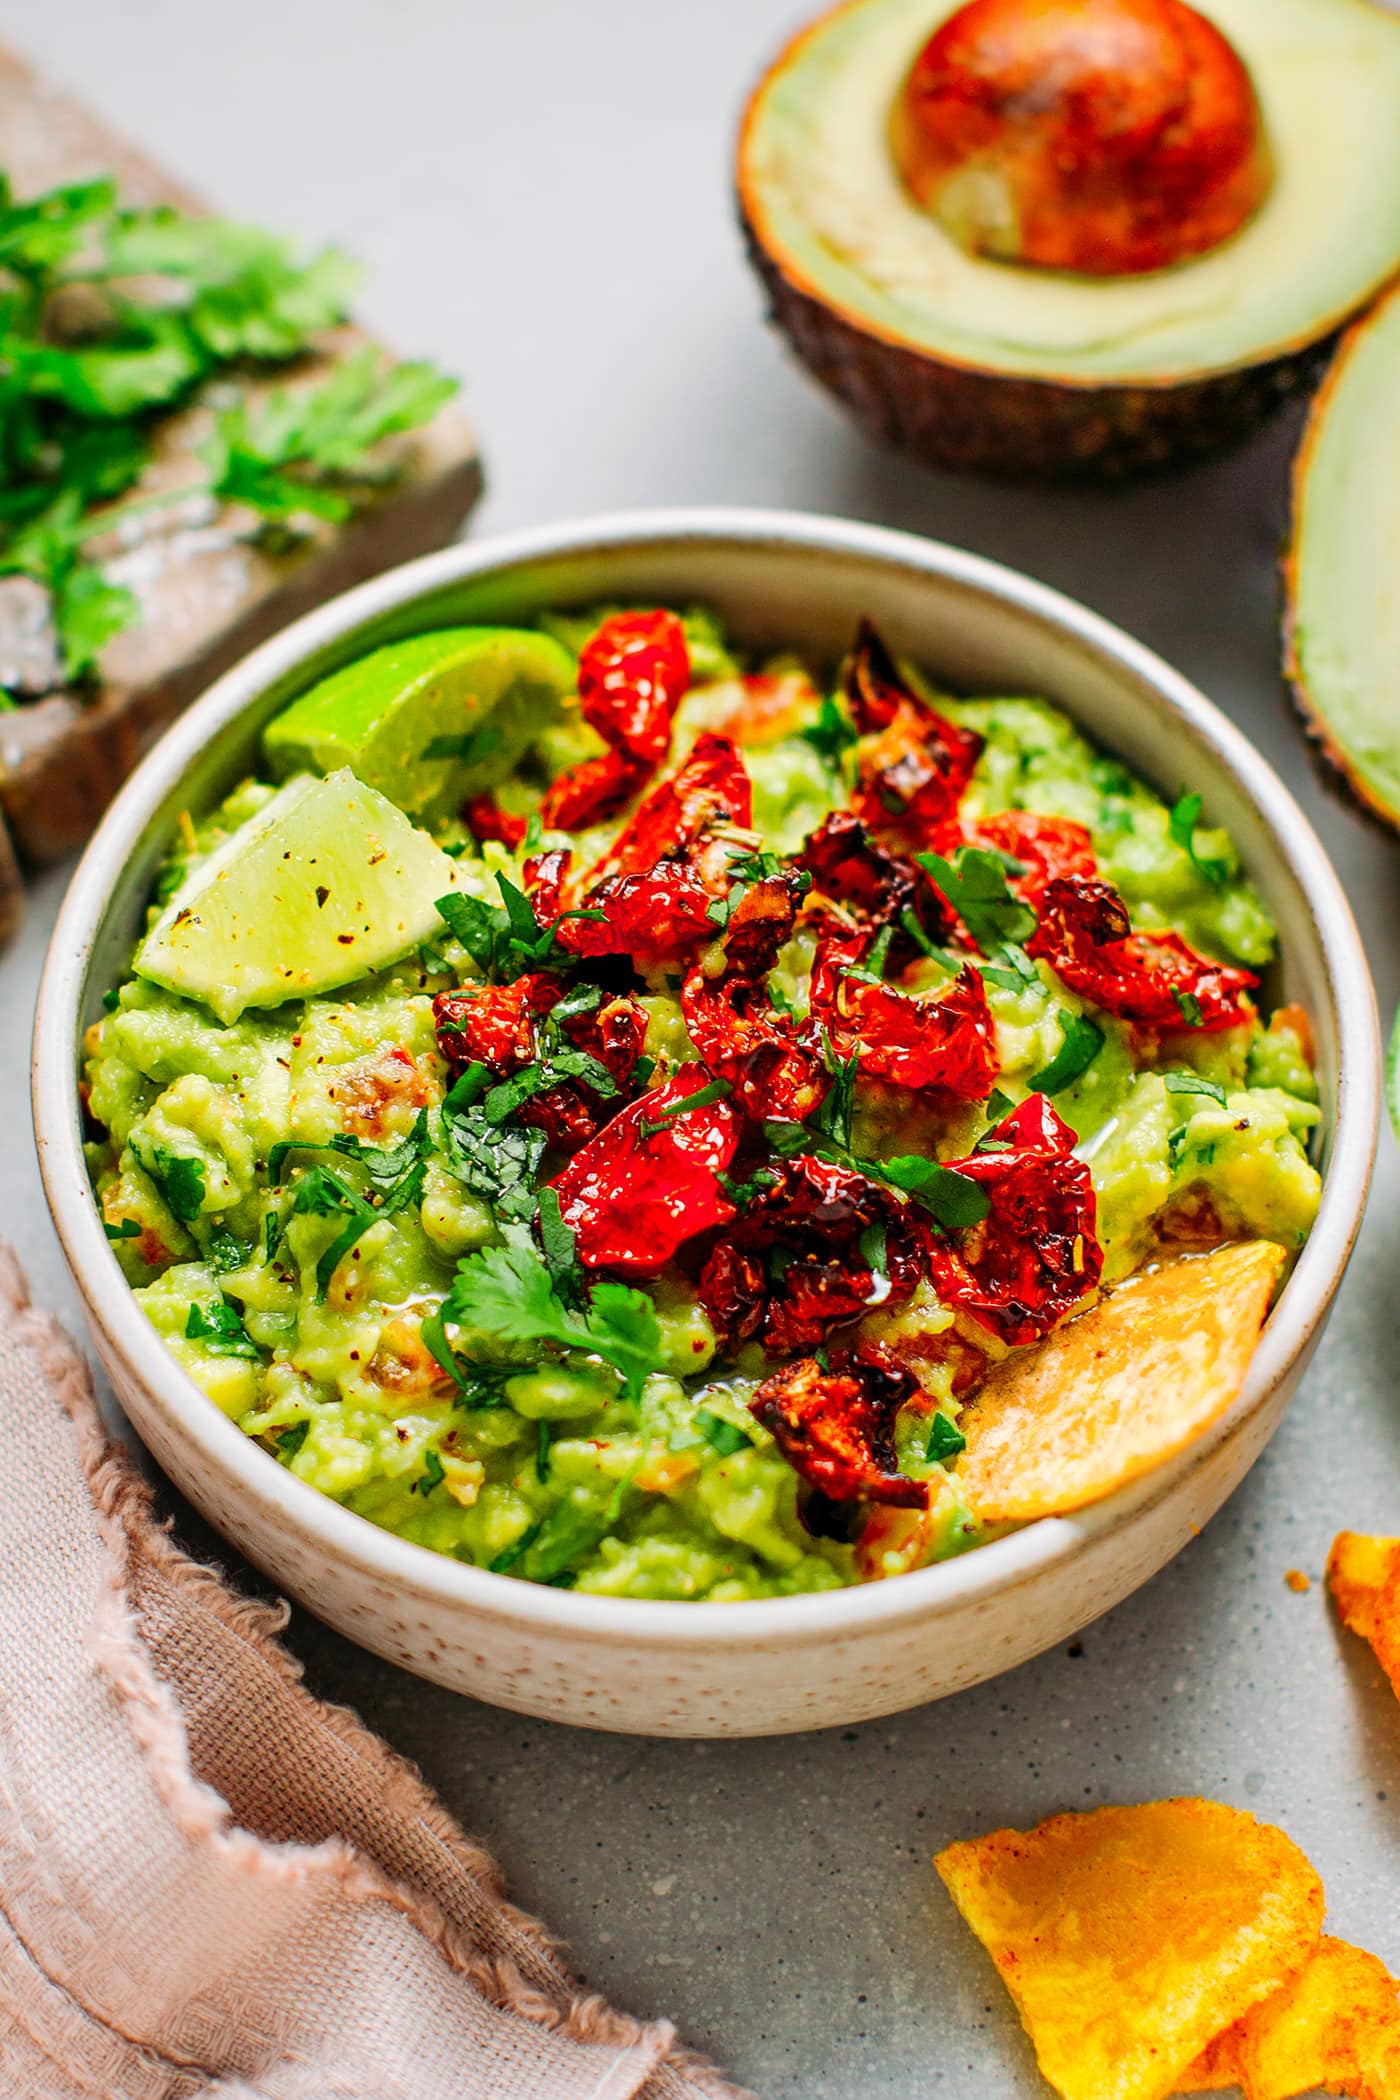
[33,511,1379,1737]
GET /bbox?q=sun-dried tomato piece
[433,974,559,1072]
[550,1064,738,1272]
[718,868,807,980]
[967,811,1097,905]
[556,864,717,969]
[682,966,826,1126]
[577,609,691,766]
[539,747,648,832]
[798,810,928,931]
[809,927,999,1101]
[694,1241,767,1346]
[1028,876,1257,1031]
[845,621,983,848]
[750,1343,928,1510]
[463,794,528,851]
[927,1093,1102,1346]
[587,733,752,889]
[702,1154,926,1353]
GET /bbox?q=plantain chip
[956,1242,1286,1524]
[1329,1532,1400,1702]
[934,1799,1324,2100]
[1235,1936,1399,2100]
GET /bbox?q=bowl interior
[42,512,1375,1640]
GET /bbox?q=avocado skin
[741,200,1332,482]
[1283,295,1400,836]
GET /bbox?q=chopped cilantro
[1029,1011,1105,1095]
[981,941,1039,993]
[537,1421,552,1481]
[275,1420,310,1460]
[1174,988,1205,1029]
[1163,1070,1227,1105]
[285,1163,375,1298]
[877,1154,991,1230]
[717,1166,778,1206]
[410,1448,446,1498]
[208,1229,249,1274]
[262,1209,283,1264]
[489,1522,543,1574]
[435,1102,546,1222]
[637,1075,731,1138]
[147,1147,206,1222]
[101,986,121,1014]
[1169,791,1231,889]
[858,1222,888,1278]
[184,1297,258,1358]
[925,1414,967,1464]
[813,1035,859,1151]
[434,1239,660,1401]
[537,1185,584,1309]
[103,1218,141,1242]
[434,875,606,981]
[694,1408,752,1457]
[982,1087,1014,1127]
[800,691,858,769]
[915,847,1037,954]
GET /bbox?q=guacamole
[84,607,1322,1600]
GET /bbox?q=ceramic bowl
[33,510,1379,1737]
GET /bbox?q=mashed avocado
[84,609,1322,1599]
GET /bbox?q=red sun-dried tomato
[808,926,999,1101]
[966,811,1097,906]
[433,976,648,1146]
[550,1064,738,1272]
[463,794,528,851]
[694,1241,767,1347]
[845,620,983,849]
[578,609,691,766]
[683,967,827,1127]
[798,810,930,933]
[585,733,752,890]
[699,1154,926,1354]
[1028,876,1257,1031]
[927,1093,1102,1347]
[750,1343,928,1510]
[539,747,648,832]
[434,974,558,1072]
[556,864,718,970]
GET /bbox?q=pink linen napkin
[0,1246,750,2100]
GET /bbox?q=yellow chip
[956,1242,1286,1524]
[1328,1532,1400,1702]
[1235,1935,1399,2100]
[934,1799,1324,2100]
[1177,2025,1246,2092]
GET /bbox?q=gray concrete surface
[6,3,1400,2092]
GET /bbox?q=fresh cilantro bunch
[0,172,457,685]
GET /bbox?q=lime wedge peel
[261,625,575,818]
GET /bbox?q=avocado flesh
[263,626,574,819]
[1289,280,1400,831]
[743,0,1400,384]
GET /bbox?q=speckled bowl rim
[33,508,1379,1652]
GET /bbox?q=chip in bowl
[1328,1532,1400,1701]
[956,1242,1286,1523]
[934,1799,1324,2100]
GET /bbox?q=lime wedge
[261,626,574,817]
[134,770,460,1023]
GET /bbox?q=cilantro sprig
[1169,791,1232,890]
[425,1238,661,1403]
[915,846,1037,955]
[434,877,605,983]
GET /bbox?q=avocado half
[738,0,1400,480]
[1286,276,1400,832]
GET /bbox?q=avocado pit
[889,0,1272,276]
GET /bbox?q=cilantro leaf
[1163,1070,1227,1105]
[410,1447,446,1498]
[916,847,1037,954]
[926,1413,966,1464]
[1029,1011,1105,1095]
[694,1407,753,1457]
[636,1075,731,1138]
[275,1420,310,1460]
[1169,791,1231,890]
[1174,988,1205,1029]
[208,1230,249,1274]
[103,1218,141,1242]
[184,1296,259,1358]
[800,691,858,769]
[438,1240,660,1401]
[146,1146,206,1222]
[537,1185,584,1309]
[876,1154,992,1229]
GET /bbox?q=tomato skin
[463,795,527,850]
[1028,875,1257,1030]
[557,864,718,969]
[966,811,1097,906]
[750,1342,929,1510]
[550,1065,739,1272]
[586,733,751,889]
[577,609,691,766]
[808,921,999,1102]
[927,1094,1103,1346]
[844,620,983,850]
